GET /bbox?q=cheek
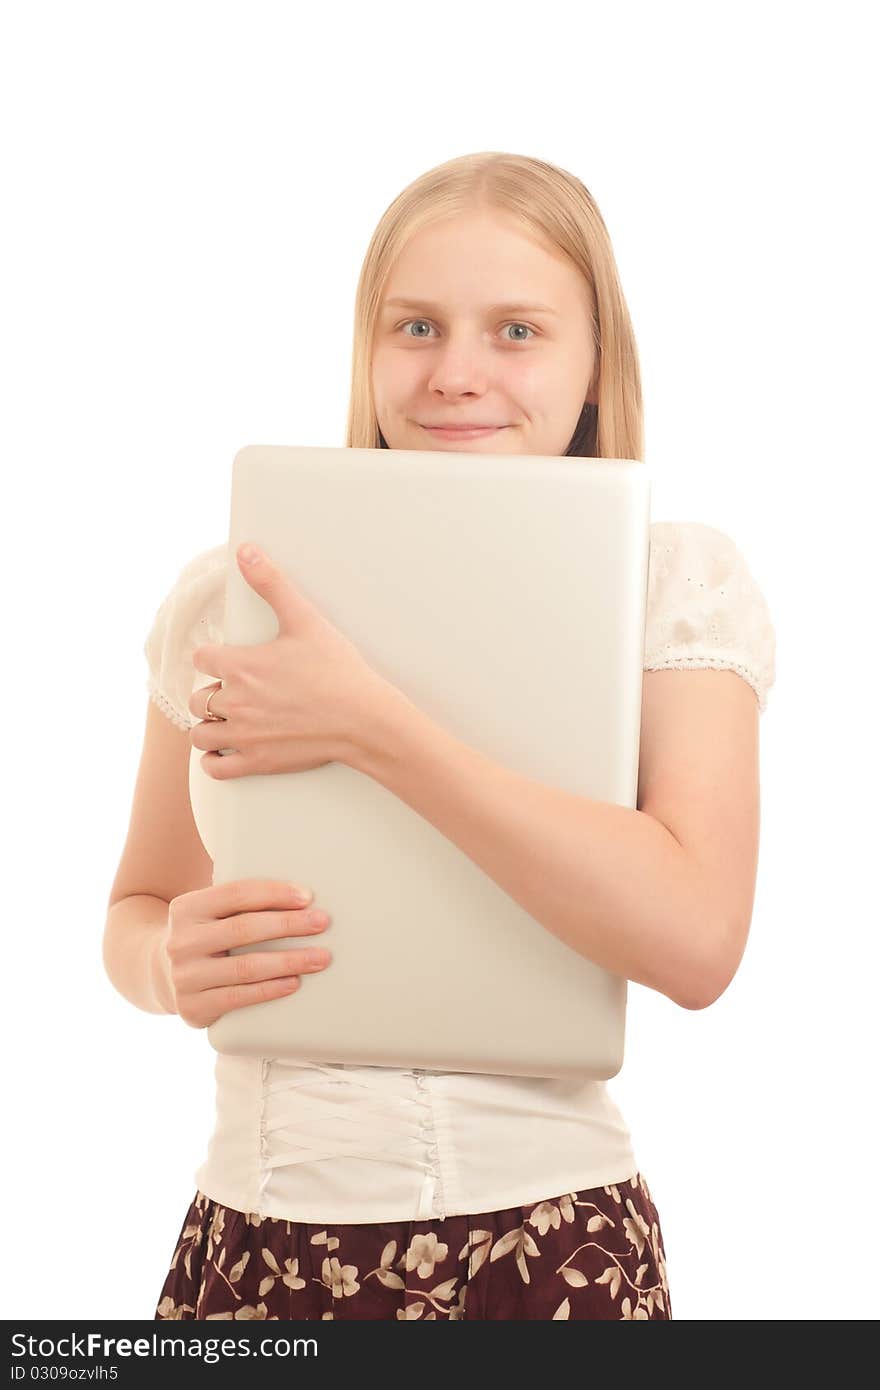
[382,358,427,403]
[504,359,547,401]
[520,355,581,408]
[372,347,417,401]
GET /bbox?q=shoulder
[166,541,228,603]
[648,519,748,585]
[149,542,227,625]
[645,521,776,713]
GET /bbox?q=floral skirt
[154,1171,671,1320]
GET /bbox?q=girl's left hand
[188,542,396,778]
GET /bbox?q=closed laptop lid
[193,445,652,1079]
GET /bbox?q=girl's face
[371,210,597,456]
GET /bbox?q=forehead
[379,213,588,316]
[381,296,560,318]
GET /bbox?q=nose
[424,331,494,397]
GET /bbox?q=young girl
[105,152,775,1321]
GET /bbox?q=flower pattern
[155,1171,671,1320]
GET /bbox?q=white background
[3,0,877,1321]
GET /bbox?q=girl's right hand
[162,880,332,1029]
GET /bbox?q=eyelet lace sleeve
[143,543,228,730]
[644,521,776,712]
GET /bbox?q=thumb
[237,541,309,632]
[238,542,264,568]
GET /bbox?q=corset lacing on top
[257,1058,446,1219]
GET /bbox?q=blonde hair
[344,151,643,461]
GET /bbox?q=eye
[502,322,536,342]
[401,319,437,338]
[399,319,537,342]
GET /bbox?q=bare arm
[103,894,177,1015]
[104,698,214,1016]
[348,668,761,1012]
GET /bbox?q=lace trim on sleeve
[143,544,227,729]
[644,522,776,713]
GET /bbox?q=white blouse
[143,520,776,1223]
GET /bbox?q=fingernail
[240,543,260,564]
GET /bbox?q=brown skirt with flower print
[154,1170,671,1320]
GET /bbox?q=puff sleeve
[643,521,776,713]
[143,543,228,730]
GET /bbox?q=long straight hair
[343,151,643,461]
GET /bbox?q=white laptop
[189,444,652,1080]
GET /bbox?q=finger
[208,906,330,954]
[173,883,313,953]
[198,749,250,777]
[190,720,234,752]
[188,680,225,722]
[191,880,314,920]
[187,939,332,992]
[191,644,227,678]
[190,973,304,1027]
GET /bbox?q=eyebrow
[381,297,559,318]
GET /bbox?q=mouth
[420,425,508,440]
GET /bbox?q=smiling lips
[421,424,508,438]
